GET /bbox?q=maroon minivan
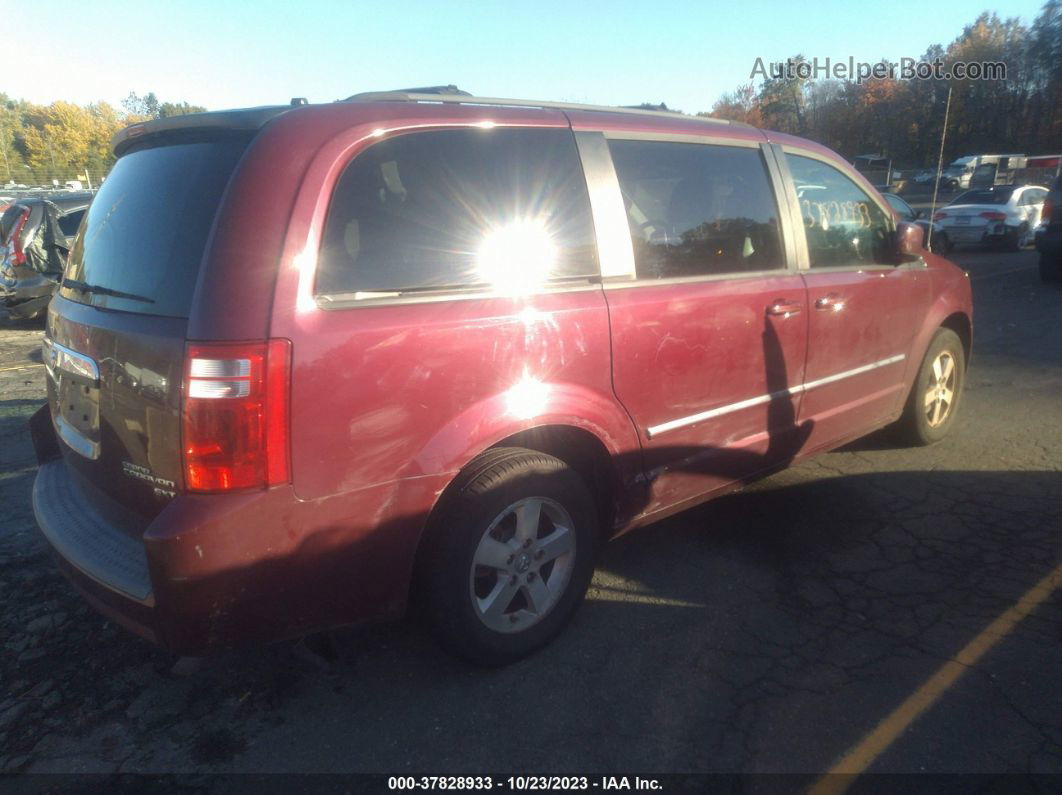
[31,89,972,665]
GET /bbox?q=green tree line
[705,3,1062,167]
[0,92,205,187]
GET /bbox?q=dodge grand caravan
[31,89,973,665]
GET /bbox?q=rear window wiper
[62,278,156,304]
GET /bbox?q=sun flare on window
[476,219,556,294]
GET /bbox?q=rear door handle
[766,299,802,317]
[815,293,846,311]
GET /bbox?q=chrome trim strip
[801,354,906,391]
[45,339,100,384]
[600,130,762,148]
[601,268,795,290]
[54,414,100,460]
[645,354,906,439]
[765,142,810,271]
[316,280,602,309]
[573,131,637,279]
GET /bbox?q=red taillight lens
[979,211,1006,221]
[1043,197,1053,223]
[933,211,947,221]
[10,209,29,266]
[182,339,291,492]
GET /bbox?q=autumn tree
[123,92,207,120]
[706,83,763,126]
[702,3,1062,169]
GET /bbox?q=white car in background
[933,184,1049,250]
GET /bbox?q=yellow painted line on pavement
[0,363,44,373]
[809,562,1062,795]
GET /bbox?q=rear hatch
[46,132,253,532]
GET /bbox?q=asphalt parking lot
[0,247,1059,784]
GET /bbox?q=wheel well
[940,312,972,364]
[491,425,617,541]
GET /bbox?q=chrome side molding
[646,354,906,439]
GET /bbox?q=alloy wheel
[469,496,576,633]
[924,351,956,428]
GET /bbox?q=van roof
[111,92,746,155]
[341,89,744,127]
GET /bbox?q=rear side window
[62,138,248,317]
[316,128,598,296]
[786,154,892,268]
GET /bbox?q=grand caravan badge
[121,461,177,499]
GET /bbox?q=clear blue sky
[14,0,1048,113]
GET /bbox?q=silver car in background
[932,184,1048,250]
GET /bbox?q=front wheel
[894,328,966,446]
[417,448,598,666]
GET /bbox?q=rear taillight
[10,209,29,266]
[979,211,1006,221]
[1043,197,1053,224]
[933,211,947,220]
[182,339,291,492]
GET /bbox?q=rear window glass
[57,208,86,237]
[950,189,1013,205]
[316,128,598,296]
[62,138,248,317]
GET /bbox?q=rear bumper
[31,423,449,654]
[1,271,56,318]
[34,459,154,601]
[940,225,990,245]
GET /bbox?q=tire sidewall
[425,453,597,665]
[1017,223,1030,250]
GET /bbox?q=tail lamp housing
[1042,197,1053,224]
[182,339,291,492]
[8,208,29,266]
[979,211,1006,221]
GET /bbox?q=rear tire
[1040,253,1062,283]
[1007,223,1030,251]
[929,231,949,255]
[417,447,598,666]
[894,328,966,446]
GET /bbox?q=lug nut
[506,555,514,565]
[526,572,536,582]
[510,575,517,585]
[524,539,532,548]
[534,550,544,560]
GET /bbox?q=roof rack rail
[341,90,739,126]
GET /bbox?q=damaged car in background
[1,194,92,320]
